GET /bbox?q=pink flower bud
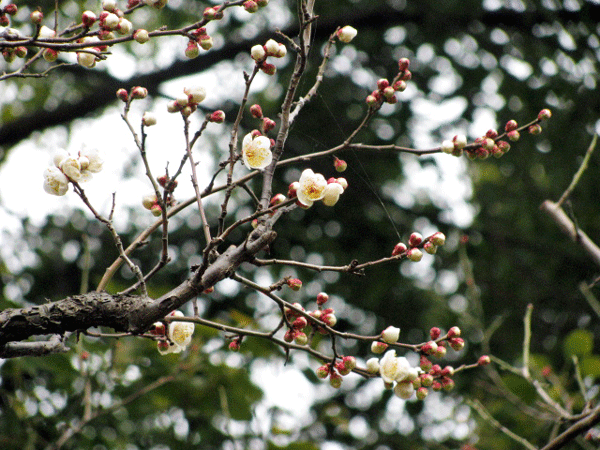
[322,313,337,327]
[392,242,407,256]
[262,117,276,132]
[334,158,347,172]
[441,365,454,377]
[243,0,258,12]
[435,345,447,358]
[229,340,240,351]
[142,194,158,209]
[478,355,491,366]
[366,95,378,106]
[420,373,433,387]
[185,41,200,59]
[116,88,129,102]
[421,340,438,355]
[401,70,412,81]
[81,10,96,27]
[30,10,43,23]
[287,278,302,291]
[130,86,148,99]
[316,365,330,378]
[287,181,299,198]
[210,110,225,123]
[382,86,395,99]
[283,329,294,342]
[15,46,27,58]
[442,377,455,391]
[259,62,276,75]
[408,232,423,247]
[250,104,263,118]
[393,80,407,92]
[398,57,410,71]
[204,286,214,294]
[316,292,329,305]
[430,232,446,246]
[336,361,351,376]
[430,327,441,340]
[3,4,17,15]
[150,204,162,216]
[528,124,542,135]
[538,108,552,121]
[203,7,217,19]
[293,316,308,329]
[486,129,499,139]
[199,35,213,50]
[257,0,268,6]
[269,193,286,207]
[449,337,465,351]
[150,322,166,336]
[329,371,343,388]
[447,326,461,338]
[423,242,437,254]
[507,130,520,141]
[505,119,518,132]
[429,364,442,376]
[377,78,389,90]
[342,355,356,371]
[43,48,59,62]
[0,15,9,27]
[371,341,388,354]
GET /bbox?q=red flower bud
[250,104,263,118]
[430,327,441,340]
[398,57,410,71]
[392,242,407,256]
[538,108,552,121]
[505,119,518,132]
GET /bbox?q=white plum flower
[59,156,82,181]
[381,326,400,344]
[242,133,272,170]
[184,86,206,103]
[379,350,413,384]
[79,148,103,173]
[157,311,195,355]
[322,182,344,206]
[296,169,327,206]
[43,167,69,196]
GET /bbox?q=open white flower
[79,148,103,173]
[165,311,195,352]
[379,350,413,384]
[43,167,69,196]
[322,182,344,206]
[59,156,82,181]
[242,133,272,170]
[296,169,327,206]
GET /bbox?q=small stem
[557,134,597,207]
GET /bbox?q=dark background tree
[1,0,599,448]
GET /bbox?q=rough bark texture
[0,225,277,357]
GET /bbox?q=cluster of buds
[248,104,276,134]
[0,3,17,27]
[150,311,195,355]
[185,27,213,58]
[116,85,148,103]
[242,0,268,14]
[442,109,552,159]
[366,57,412,107]
[316,355,357,388]
[2,36,26,63]
[167,86,206,116]
[97,0,132,39]
[391,231,446,262]
[250,39,287,75]
[288,169,347,208]
[284,292,336,345]
[43,148,103,196]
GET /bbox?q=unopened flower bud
[420,355,432,371]
[334,158,347,172]
[262,117,276,132]
[449,337,465,351]
[441,140,454,154]
[407,248,423,262]
[430,327,441,340]
[392,242,407,256]
[203,6,216,19]
[371,341,388,354]
[441,365,454,377]
[259,62,276,75]
[287,278,302,291]
[422,340,438,355]
[442,377,455,391]
[528,124,542,135]
[538,108,552,121]
[393,80,407,92]
[453,134,467,149]
[423,242,437,254]
[283,329,294,342]
[366,357,380,374]
[507,130,520,141]
[435,345,447,358]
[199,35,213,50]
[336,177,348,190]
[209,110,225,123]
[447,326,461,338]
[142,194,158,209]
[30,10,43,23]
[505,119,518,132]
[131,86,148,99]
[329,371,343,388]
[337,25,357,43]
[117,18,132,35]
[420,373,433,387]
[142,111,157,126]
[293,316,308,330]
[478,355,491,366]
[81,10,96,27]
[251,44,266,61]
[250,104,263,118]
[228,340,240,351]
[133,29,150,43]
[381,326,400,344]
[401,70,412,81]
[43,48,59,62]
[398,57,410,71]
[294,331,308,345]
[316,292,329,305]
[316,365,330,379]
[15,46,27,58]
[150,204,162,216]
[287,181,299,198]
[243,0,258,12]
[408,232,423,247]
[366,95,378,106]
[342,356,356,371]
[430,232,446,246]
[185,41,200,59]
[322,313,337,327]
[416,386,428,400]
[377,78,389,90]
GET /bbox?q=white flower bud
[381,326,400,344]
[394,380,415,399]
[337,26,357,43]
[184,86,206,103]
[441,139,454,154]
[454,134,467,149]
[103,13,119,30]
[250,44,266,61]
[102,0,117,11]
[117,18,132,35]
[142,111,157,126]
[264,39,279,56]
[77,51,96,68]
[39,26,56,39]
[366,358,380,374]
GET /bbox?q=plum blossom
[296,169,327,206]
[379,350,414,384]
[158,311,195,355]
[43,167,69,196]
[322,182,344,206]
[394,380,415,399]
[242,132,272,169]
[337,26,357,43]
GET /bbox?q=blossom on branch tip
[381,326,400,344]
[251,44,266,61]
[337,25,357,43]
[379,350,413,384]
[157,311,195,354]
[242,132,272,170]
